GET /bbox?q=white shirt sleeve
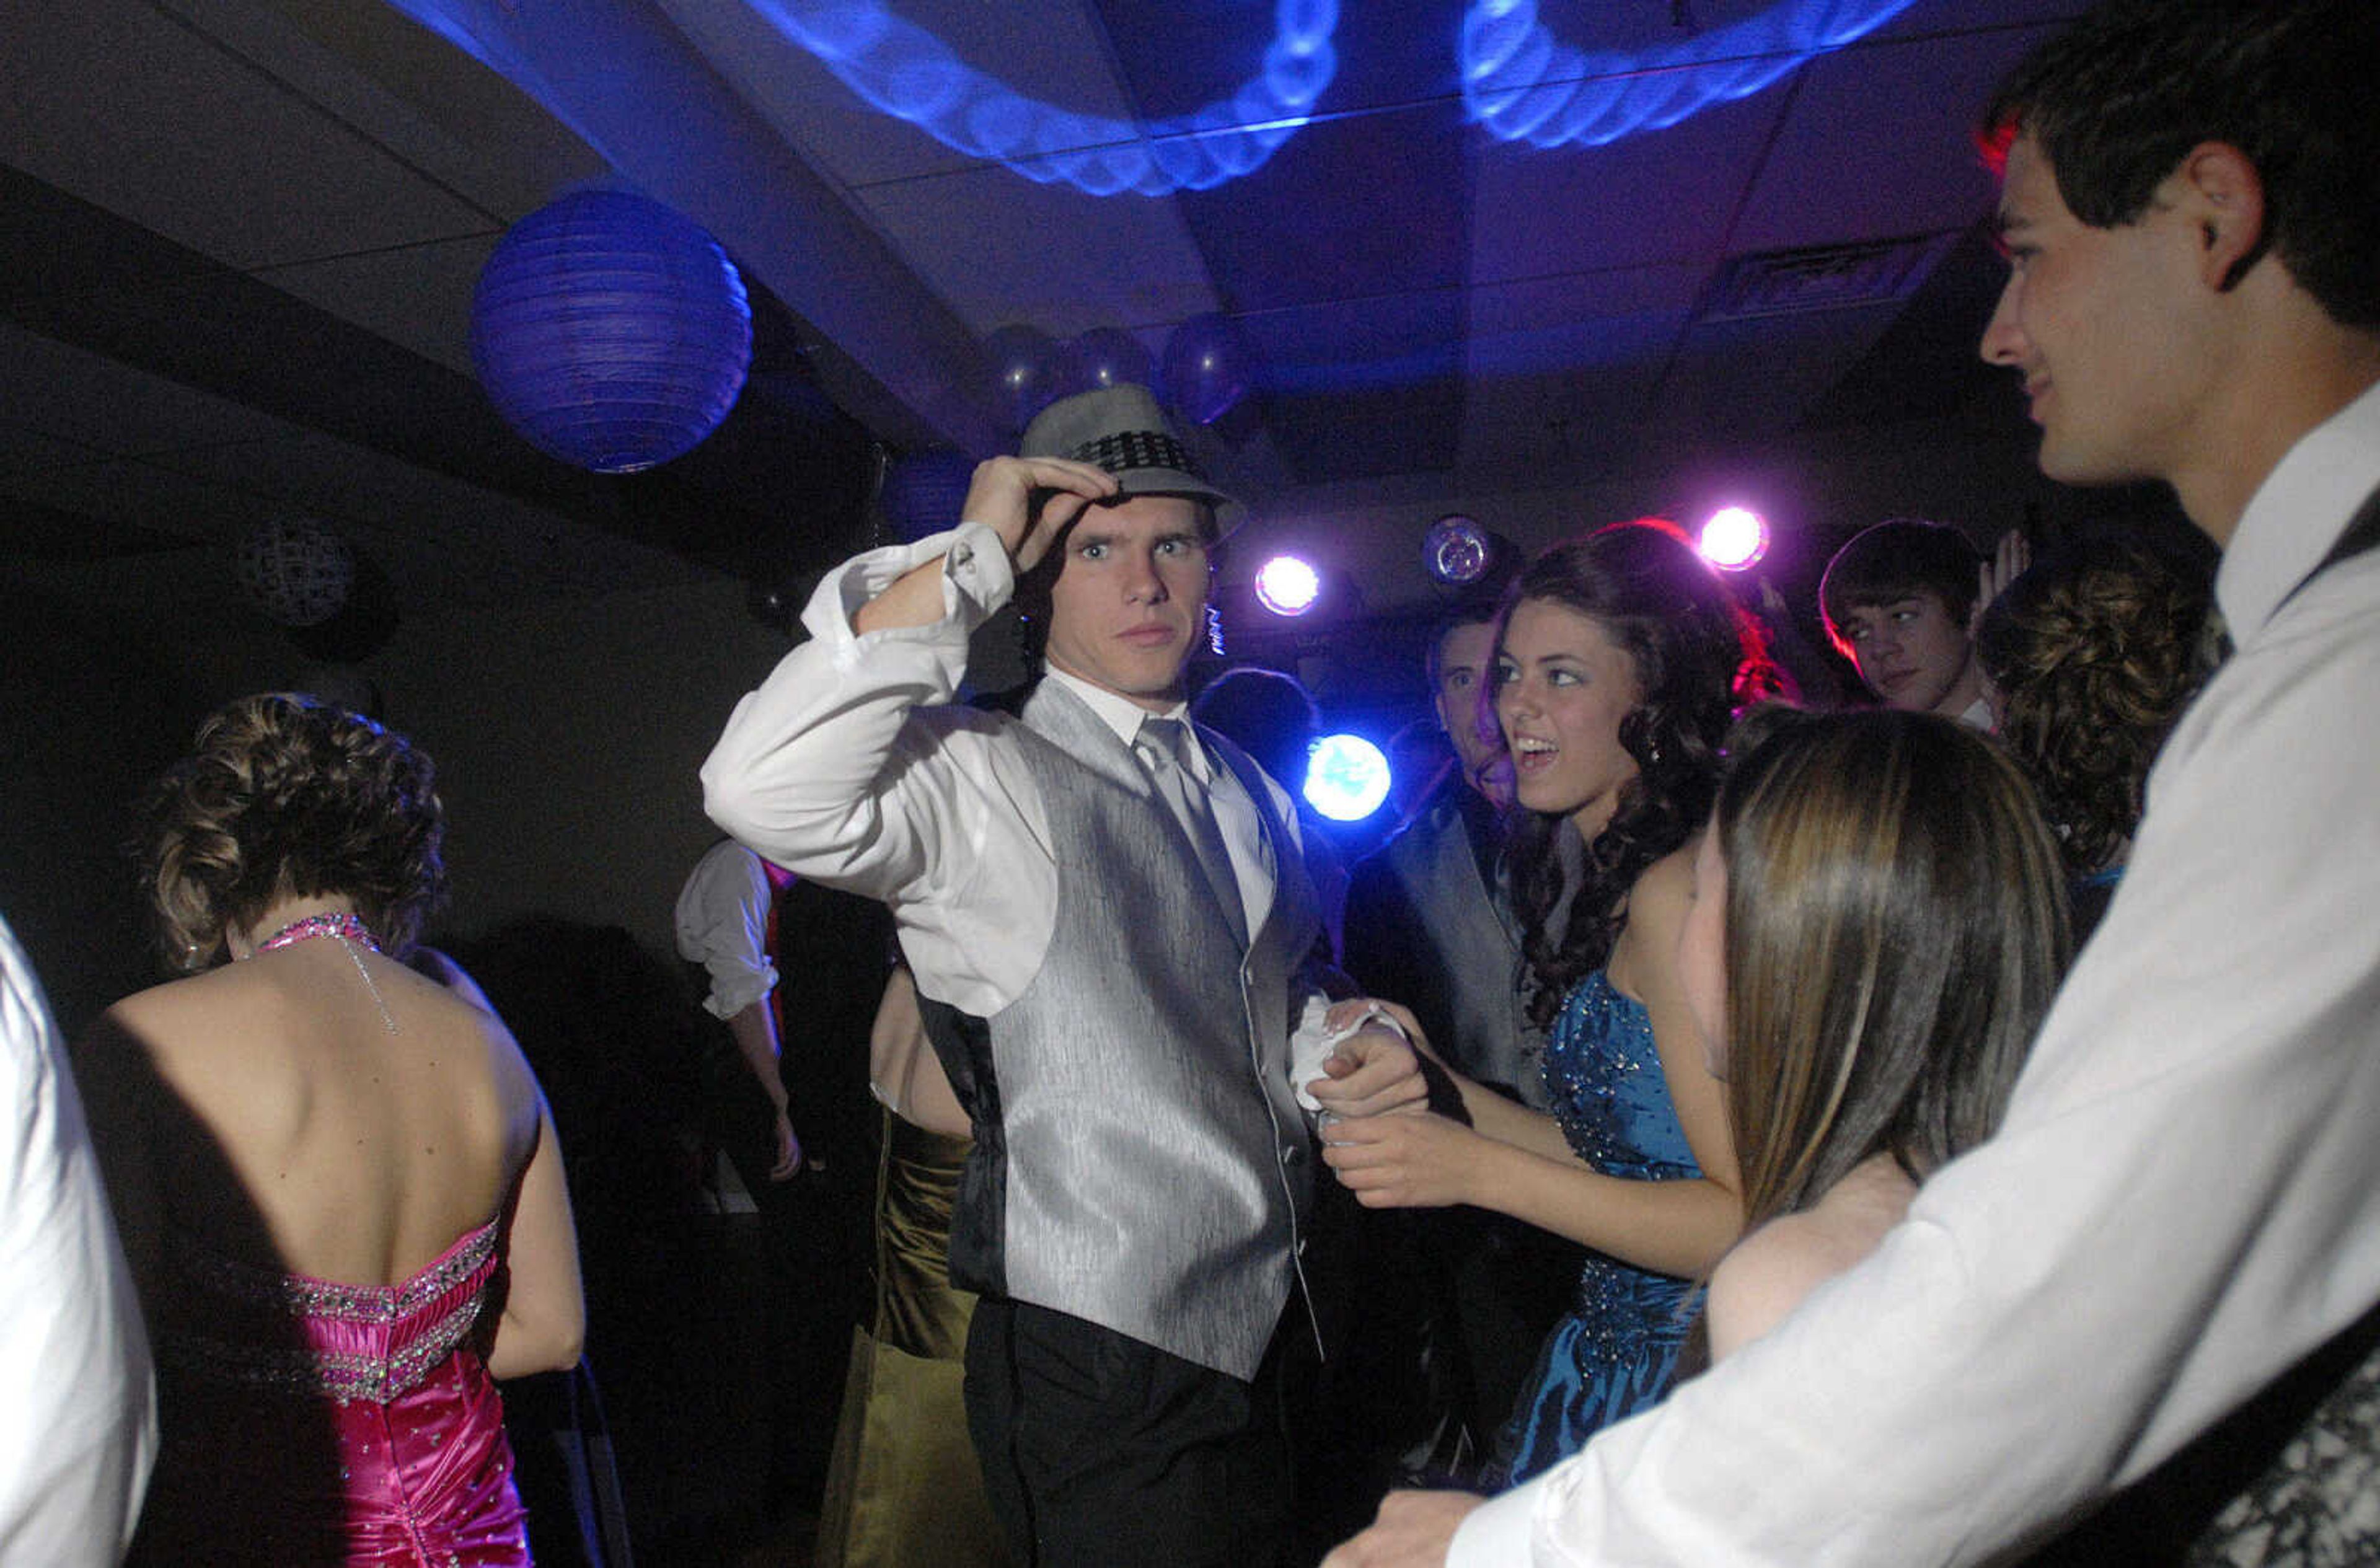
[673,840,778,1020]
[0,915,157,1565]
[700,524,1057,1018]
[1450,539,2380,1567]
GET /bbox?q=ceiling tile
[0,0,493,271]
[1728,24,2063,252]
[0,323,300,457]
[1468,86,1784,281]
[1874,0,2097,40]
[666,0,1142,191]
[261,232,496,375]
[1181,102,1471,314]
[1652,300,1908,438]
[1459,263,1702,479]
[858,165,1219,337]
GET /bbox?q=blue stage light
[1459,0,1920,149]
[1305,733,1392,822]
[751,0,1339,196]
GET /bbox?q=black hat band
[1069,429,1201,481]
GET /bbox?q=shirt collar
[2218,377,2380,642]
[1042,664,1193,750]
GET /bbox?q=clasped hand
[1303,1001,1429,1123]
[1311,997,1479,1207]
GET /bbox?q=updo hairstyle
[1974,534,2214,876]
[139,693,446,971]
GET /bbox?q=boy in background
[1819,518,1993,727]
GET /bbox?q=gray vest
[937,680,1325,1380]
[1377,785,1550,1110]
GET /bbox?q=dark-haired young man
[703,385,1424,1566]
[1334,604,1571,1489]
[1329,1,2380,1561]
[1819,518,1993,726]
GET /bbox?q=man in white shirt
[0,913,156,1564]
[1327,1,2380,1562]
[674,838,801,1185]
[702,384,1424,1566]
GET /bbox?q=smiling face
[1981,134,2212,491]
[1041,493,1211,712]
[1432,619,1504,792]
[1836,591,1980,718]
[1494,597,1644,839]
[1680,823,1729,1078]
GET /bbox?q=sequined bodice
[138,1218,527,1564]
[1541,971,1698,1182]
[1494,971,1703,1485]
[164,1219,499,1404]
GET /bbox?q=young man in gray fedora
[704,384,1425,1566]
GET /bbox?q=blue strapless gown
[1492,971,1702,1485]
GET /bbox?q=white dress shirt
[673,838,778,1020]
[1455,379,2380,1565]
[0,915,156,1564]
[701,522,1342,1081]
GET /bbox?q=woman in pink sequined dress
[78,694,584,1565]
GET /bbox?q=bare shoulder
[386,962,538,1095]
[1708,1158,1918,1360]
[1628,835,1701,933]
[1611,834,1701,985]
[91,966,267,1076]
[403,967,546,1151]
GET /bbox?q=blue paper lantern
[471,189,752,473]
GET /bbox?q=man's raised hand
[963,456,1119,573]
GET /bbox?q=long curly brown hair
[1500,521,1773,1029]
[138,693,446,971]
[1975,535,2214,876]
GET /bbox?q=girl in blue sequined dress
[1324,522,1770,1484]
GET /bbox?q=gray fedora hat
[1017,384,1244,535]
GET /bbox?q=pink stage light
[1699,506,1768,571]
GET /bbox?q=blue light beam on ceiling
[747,0,1339,196]
[1460,0,1921,148]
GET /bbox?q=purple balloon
[1069,326,1156,395]
[983,323,1076,433]
[1159,312,1251,427]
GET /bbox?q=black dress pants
[964,1298,1296,1568]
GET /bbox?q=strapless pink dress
[134,1218,529,1566]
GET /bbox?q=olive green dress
[814,1109,1011,1568]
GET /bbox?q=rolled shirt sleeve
[673,840,778,1020]
[699,524,1053,1020]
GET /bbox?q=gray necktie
[1136,718,1248,946]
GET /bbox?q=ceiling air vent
[1702,233,1958,321]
